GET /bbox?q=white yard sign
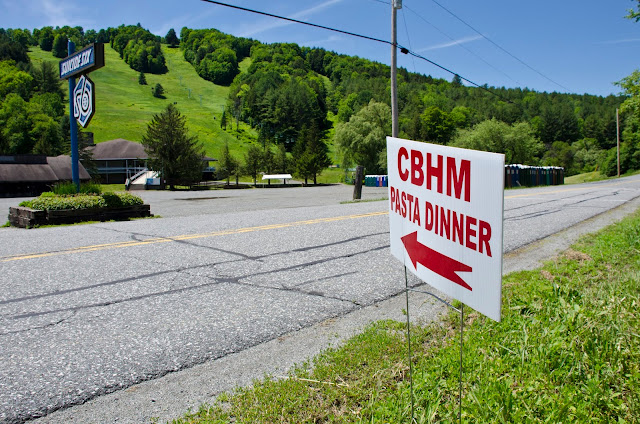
[387,137,504,321]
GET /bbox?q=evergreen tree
[165,28,179,48]
[276,143,291,174]
[262,145,276,185]
[220,107,228,130]
[294,124,331,185]
[30,61,64,98]
[152,83,164,98]
[138,72,147,85]
[141,104,205,189]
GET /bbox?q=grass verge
[173,209,640,423]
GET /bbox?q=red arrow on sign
[401,231,473,291]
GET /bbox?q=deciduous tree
[244,144,262,186]
[451,119,543,165]
[335,100,390,174]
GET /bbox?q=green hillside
[28,45,256,158]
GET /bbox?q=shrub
[19,192,143,211]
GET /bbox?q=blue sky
[2,0,639,96]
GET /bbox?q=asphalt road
[1,177,640,423]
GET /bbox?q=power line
[200,0,392,46]
[370,0,520,86]
[403,4,521,86]
[427,0,571,92]
[399,8,418,73]
[199,0,514,103]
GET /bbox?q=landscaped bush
[51,182,102,195]
[19,192,143,211]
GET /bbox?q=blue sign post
[67,41,80,192]
[59,42,105,192]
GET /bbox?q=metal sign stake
[404,282,465,424]
[404,266,416,423]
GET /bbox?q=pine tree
[165,28,179,48]
[220,107,228,130]
[141,104,204,189]
[138,72,147,85]
[294,124,331,185]
[152,83,164,98]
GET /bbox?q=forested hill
[0,25,635,178]
[179,26,629,176]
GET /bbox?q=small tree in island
[142,104,205,190]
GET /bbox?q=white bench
[261,174,292,186]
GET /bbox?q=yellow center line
[1,211,389,263]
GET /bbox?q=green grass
[565,169,640,185]
[565,171,606,184]
[99,184,126,193]
[173,210,640,423]
[28,45,257,159]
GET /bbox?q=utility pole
[391,0,402,138]
[616,108,620,178]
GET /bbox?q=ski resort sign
[387,137,504,321]
[59,43,104,129]
[59,43,104,80]
[73,75,95,128]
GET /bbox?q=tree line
[0,30,68,156]
[172,25,630,178]
[2,18,638,181]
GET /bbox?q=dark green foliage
[151,83,164,98]
[227,42,329,149]
[181,28,250,85]
[111,25,167,74]
[276,143,292,174]
[165,28,179,47]
[0,60,65,155]
[293,124,331,185]
[29,61,64,99]
[52,34,68,58]
[38,27,54,51]
[138,71,147,85]
[220,107,228,130]
[243,144,262,185]
[197,46,238,85]
[218,142,239,185]
[0,31,29,63]
[141,104,205,189]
